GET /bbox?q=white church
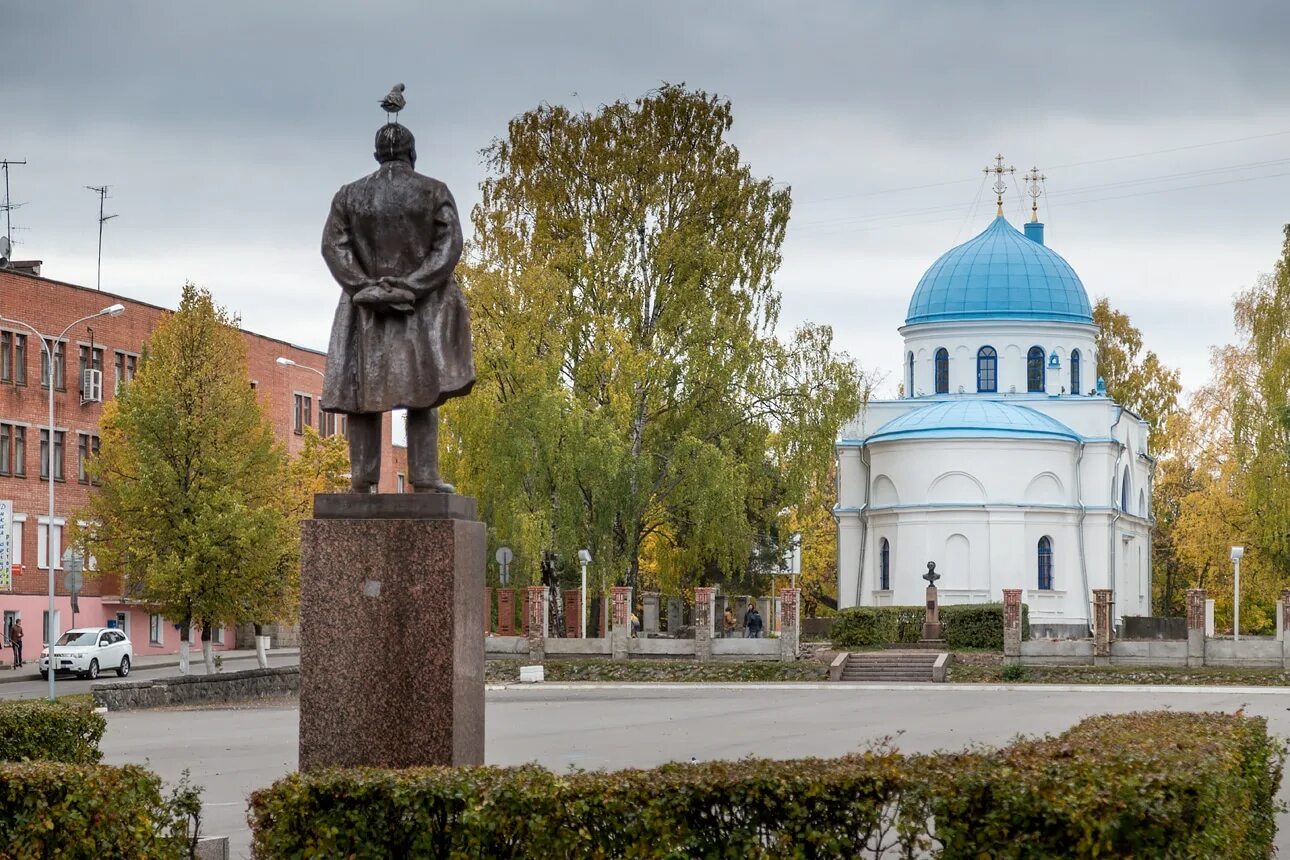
[835,167,1152,637]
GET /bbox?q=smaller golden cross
[983,154,1016,217]
[1023,167,1046,223]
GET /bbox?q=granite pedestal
[299,493,485,770]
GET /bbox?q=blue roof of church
[868,400,1081,443]
[905,216,1093,325]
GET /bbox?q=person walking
[747,606,764,639]
[9,617,23,668]
[723,607,736,639]
[743,604,754,638]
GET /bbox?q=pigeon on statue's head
[381,83,406,122]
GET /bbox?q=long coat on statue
[320,160,475,414]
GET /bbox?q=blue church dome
[869,400,1080,443]
[905,217,1092,325]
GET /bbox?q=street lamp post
[1230,546,1244,641]
[0,303,125,701]
[276,356,324,378]
[577,549,592,639]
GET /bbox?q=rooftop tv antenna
[86,185,118,291]
[1,159,27,251]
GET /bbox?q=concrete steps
[839,650,944,683]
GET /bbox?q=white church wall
[898,320,1097,397]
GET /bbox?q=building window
[12,426,24,477]
[1070,349,1081,395]
[934,348,949,394]
[13,333,25,385]
[11,516,23,565]
[77,433,101,484]
[1037,536,1054,590]
[906,352,914,397]
[1121,466,1131,511]
[0,423,9,475]
[40,339,66,390]
[320,410,337,437]
[78,345,104,381]
[149,613,163,645]
[2,611,15,647]
[879,538,891,590]
[0,331,10,383]
[976,346,997,393]
[293,394,312,435]
[396,473,406,494]
[39,429,65,481]
[213,626,224,645]
[113,351,138,394]
[1027,346,1045,392]
[36,520,63,570]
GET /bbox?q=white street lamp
[1230,546,1244,641]
[0,303,124,701]
[577,549,592,639]
[276,356,324,377]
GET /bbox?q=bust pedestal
[921,584,944,642]
[298,493,485,770]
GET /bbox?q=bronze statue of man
[320,122,474,493]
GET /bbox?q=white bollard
[519,664,544,683]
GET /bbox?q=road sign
[495,546,513,585]
[62,549,84,593]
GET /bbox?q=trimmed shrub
[0,700,105,764]
[830,606,923,648]
[941,602,1030,650]
[0,762,200,858]
[250,711,1283,859]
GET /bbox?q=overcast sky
[4,1,1290,397]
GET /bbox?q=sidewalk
[0,648,300,684]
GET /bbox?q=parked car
[38,627,132,680]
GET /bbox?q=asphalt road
[99,684,1290,858]
[0,653,300,701]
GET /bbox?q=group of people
[5,617,23,668]
[722,604,765,638]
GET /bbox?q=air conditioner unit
[81,368,103,404]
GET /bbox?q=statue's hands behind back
[353,277,416,314]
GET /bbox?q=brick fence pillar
[1281,589,1290,670]
[496,588,516,636]
[1092,589,1113,666]
[525,585,547,662]
[610,586,632,660]
[778,588,800,662]
[1002,588,1023,666]
[1186,588,1206,668]
[693,587,715,662]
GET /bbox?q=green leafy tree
[80,284,289,671]
[443,84,865,593]
[1093,298,1182,450]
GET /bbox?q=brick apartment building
[0,266,406,660]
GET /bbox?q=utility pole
[85,185,118,291]
[1,159,27,251]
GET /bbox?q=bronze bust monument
[320,110,474,493]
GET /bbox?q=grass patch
[949,661,1290,686]
[486,658,828,683]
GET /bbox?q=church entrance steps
[839,650,945,683]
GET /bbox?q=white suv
[39,627,133,680]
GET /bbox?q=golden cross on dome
[1024,167,1046,223]
[983,154,1016,217]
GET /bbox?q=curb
[0,650,300,685]
[485,681,1290,695]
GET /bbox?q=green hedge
[0,762,200,858]
[832,602,1029,649]
[249,711,1283,859]
[941,602,1029,649]
[830,606,923,647]
[0,700,105,764]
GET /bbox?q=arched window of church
[1027,346,1045,392]
[1070,349,1081,395]
[1037,537,1053,590]
[976,347,997,393]
[934,348,949,394]
[879,538,890,590]
[907,352,914,397]
[1121,466,1131,511]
